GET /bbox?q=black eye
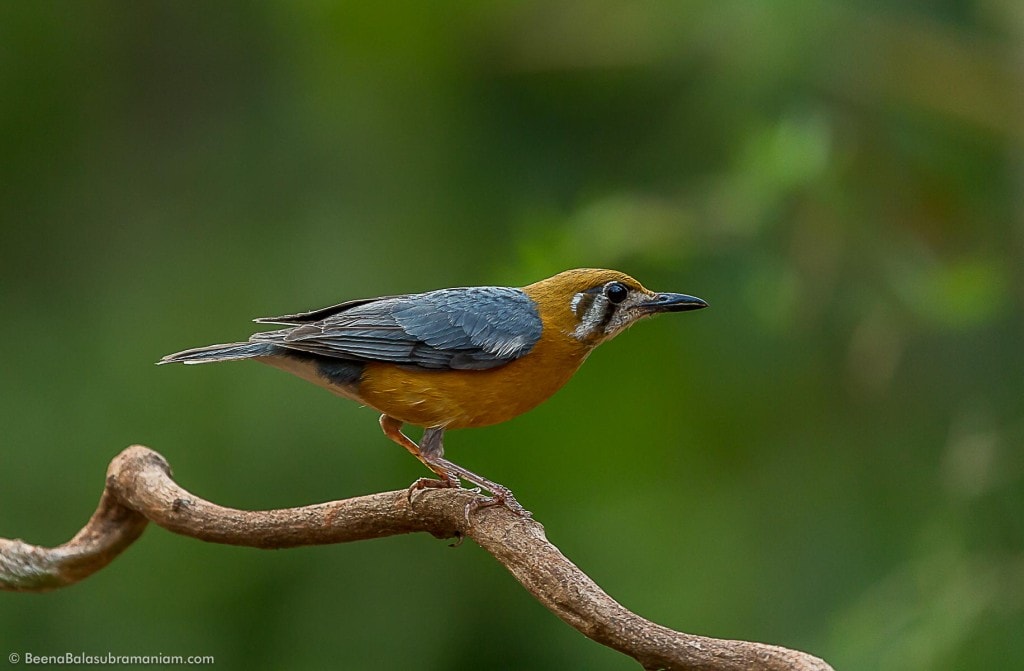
[604,281,629,304]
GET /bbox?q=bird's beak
[640,292,709,314]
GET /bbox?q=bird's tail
[158,342,274,365]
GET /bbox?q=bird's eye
[604,281,629,304]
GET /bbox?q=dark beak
[641,292,708,314]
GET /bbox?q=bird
[159,268,707,517]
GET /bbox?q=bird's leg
[378,415,531,520]
[417,426,532,520]
[379,415,458,490]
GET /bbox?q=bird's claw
[462,489,532,524]
[406,476,459,504]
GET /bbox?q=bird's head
[524,268,707,346]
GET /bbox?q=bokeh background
[2,2,1022,669]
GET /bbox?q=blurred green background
[2,2,1022,669]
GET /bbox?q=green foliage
[2,2,1021,669]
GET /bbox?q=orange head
[523,268,707,349]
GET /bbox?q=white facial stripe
[570,292,584,315]
[573,294,610,340]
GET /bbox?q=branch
[1,446,833,671]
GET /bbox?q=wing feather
[250,286,542,370]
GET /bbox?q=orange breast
[356,331,591,429]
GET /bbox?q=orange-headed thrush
[160,268,707,516]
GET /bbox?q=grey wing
[250,287,542,370]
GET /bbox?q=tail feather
[158,342,274,365]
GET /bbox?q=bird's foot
[405,476,531,523]
[463,485,532,523]
[406,475,459,505]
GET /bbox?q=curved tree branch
[1,445,834,671]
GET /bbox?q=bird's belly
[357,352,585,429]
